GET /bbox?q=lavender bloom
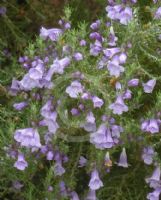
[13,102,28,111]
[103,48,120,58]
[141,119,159,134]
[123,89,132,100]
[142,147,155,165]
[78,156,87,167]
[90,20,101,30]
[109,95,128,115]
[106,5,133,25]
[111,125,123,142]
[90,32,102,42]
[154,7,161,19]
[10,78,20,95]
[19,61,44,91]
[64,22,71,30]
[14,128,41,148]
[12,181,24,190]
[14,153,28,171]
[90,124,114,149]
[59,181,68,197]
[41,99,53,116]
[115,82,122,90]
[66,81,84,98]
[80,39,87,46]
[107,58,124,77]
[70,191,80,200]
[108,26,118,46]
[53,161,65,176]
[83,112,96,132]
[0,7,7,16]
[92,96,104,108]
[40,27,63,41]
[146,167,161,189]
[147,188,161,200]
[119,7,133,25]
[143,79,156,93]
[48,186,53,192]
[44,112,59,134]
[117,148,129,168]
[45,57,70,81]
[128,78,139,87]
[119,53,127,64]
[90,40,102,56]
[73,52,83,61]
[71,108,80,116]
[106,5,123,21]
[85,190,97,200]
[88,169,103,190]
[46,151,54,160]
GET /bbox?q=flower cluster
[8,0,161,199]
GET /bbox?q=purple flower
[70,191,80,200]
[90,32,102,42]
[109,95,128,115]
[119,7,133,25]
[53,161,65,176]
[106,5,133,25]
[46,151,54,160]
[85,190,97,200]
[119,52,127,64]
[103,48,120,58]
[111,125,123,141]
[64,22,71,30]
[108,26,118,46]
[40,27,63,41]
[73,52,83,61]
[115,81,122,90]
[90,40,102,56]
[10,78,20,95]
[47,57,70,78]
[13,102,28,111]
[107,58,124,77]
[88,169,103,190]
[142,147,155,165]
[106,5,123,20]
[143,79,156,93]
[141,119,159,134]
[0,7,7,16]
[123,89,132,99]
[83,112,96,132]
[90,20,101,30]
[14,153,28,171]
[117,148,129,168]
[155,7,161,19]
[48,186,53,192]
[71,108,80,116]
[66,81,84,98]
[80,39,87,46]
[146,167,161,189]
[147,188,161,200]
[90,124,114,149]
[92,96,104,108]
[59,181,68,197]
[12,181,24,190]
[78,156,87,167]
[128,78,139,87]
[14,128,41,148]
